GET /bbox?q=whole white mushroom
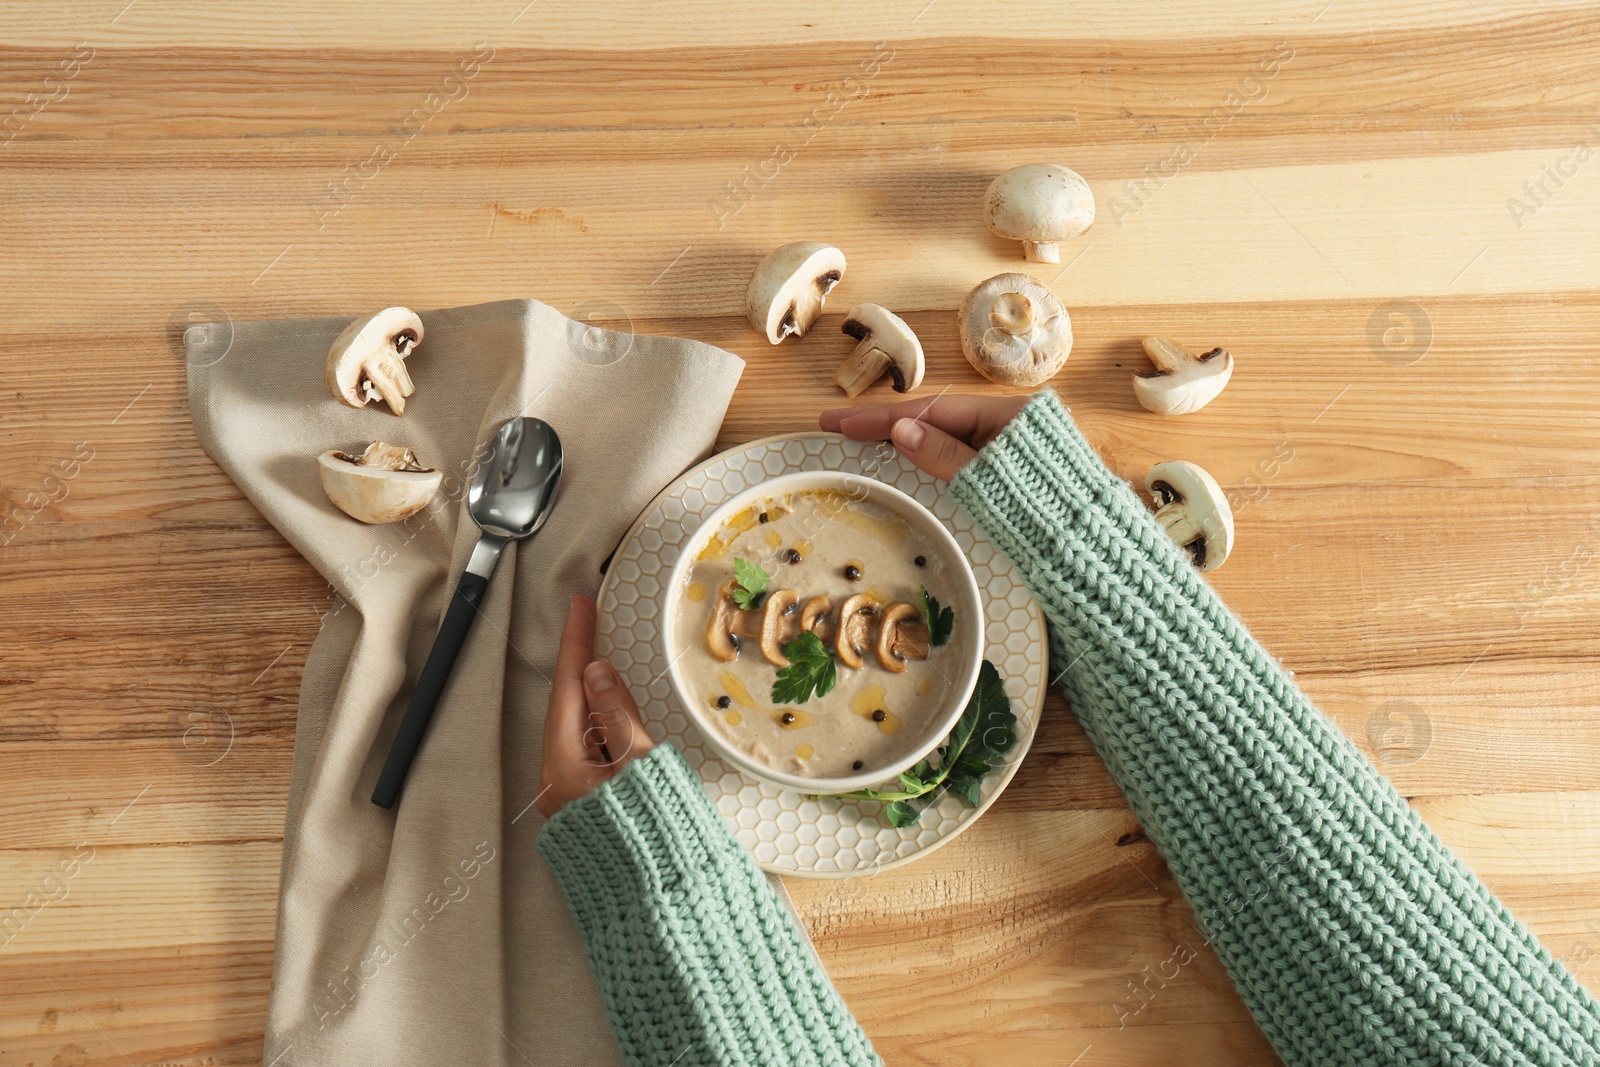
[957,273,1072,387]
[983,163,1095,264]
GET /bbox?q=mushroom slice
[1144,460,1235,572]
[983,163,1095,263]
[835,304,925,397]
[706,579,744,661]
[317,441,442,524]
[958,273,1072,387]
[799,595,834,639]
[834,593,875,669]
[874,602,930,672]
[745,241,847,345]
[705,578,764,661]
[325,307,423,415]
[759,589,801,667]
[1134,338,1234,416]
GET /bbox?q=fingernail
[892,418,925,450]
[584,660,619,693]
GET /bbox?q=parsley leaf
[821,659,1016,826]
[920,586,954,647]
[730,557,769,611]
[771,631,837,705]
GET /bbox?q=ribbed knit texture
[949,389,1600,1066]
[538,744,881,1067]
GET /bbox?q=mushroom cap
[705,578,744,661]
[837,303,925,395]
[799,594,833,635]
[1144,460,1235,571]
[874,601,920,673]
[745,241,847,345]
[1133,338,1235,416]
[317,442,441,524]
[834,593,874,669]
[983,164,1095,246]
[759,589,801,666]
[325,306,423,414]
[958,273,1073,387]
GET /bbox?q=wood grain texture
[3,3,1600,1065]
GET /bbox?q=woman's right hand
[819,393,1032,482]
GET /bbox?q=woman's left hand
[537,593,655,817]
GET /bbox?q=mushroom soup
[673,489,959,779]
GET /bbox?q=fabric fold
[186,298,744,1066]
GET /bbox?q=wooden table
[5,3,1600,1064]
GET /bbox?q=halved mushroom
[1134,338,1234,416]
[325,307,422,414]
[958,273,1072,387]
[705,578,764,661]
[759,589,801,666]
[317,442,442,524]
[745,241,846,345]
[1145,461,1235,572]
[799,595,833,639]
[835,304,924,397]
[874,602,931,672]
[835,593,875,669]
[983,163,1095,263]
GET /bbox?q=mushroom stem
[833,346,893,397]
[1021,240,1060,263]
[989,292,1035,336]
[1155,503,1204,546]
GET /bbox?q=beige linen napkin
[186,298,744,1066]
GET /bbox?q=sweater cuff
[950,388,1179,576]
[537,744,737,925]
[537,744,882,1067]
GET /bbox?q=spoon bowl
[471,417,564,540]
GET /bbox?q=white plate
[595,432,1048,879]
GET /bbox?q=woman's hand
[537,593,655,817]
[819,393,1032,481]
[819,391,1030,479]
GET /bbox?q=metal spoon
[372,417,564,808]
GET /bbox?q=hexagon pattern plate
[595,432,1047,879]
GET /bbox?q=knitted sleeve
[949,389,1600,1067]
[537,743,881,1067]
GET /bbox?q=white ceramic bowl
[663,469,985,794]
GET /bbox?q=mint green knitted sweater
[541,389,1600,1067]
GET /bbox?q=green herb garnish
[920,586,954,648]
[827,659,1016,827]
[771,631,838,705]
[730,557,769,610]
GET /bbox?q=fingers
[821,392,1033,445]
[821,393,987,441]
[543,594,597,765]
[889,417,979,482]
[581,660,655,767]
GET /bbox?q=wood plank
[6,5,1600,1063]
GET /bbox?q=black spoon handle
[371,567,492,809]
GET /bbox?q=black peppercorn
[843,564,861,581]
[871,708,887,722]
[914,555,926,567]
[852,760,864,771]
[758,511,769,523]
[715,695,731,709]
[784,548,801,564]
[781,712,796,725]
